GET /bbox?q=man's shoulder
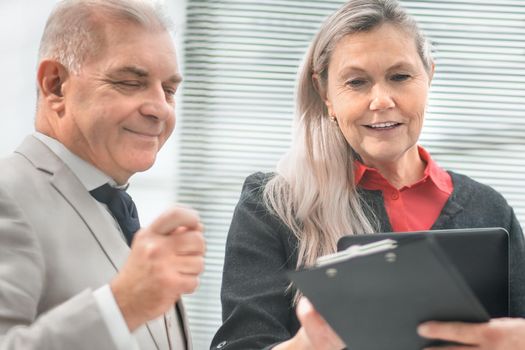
[1,144,42,179]
[0,150,34,187]
[0,137,63,210]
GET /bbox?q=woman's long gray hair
[263,0,433,302]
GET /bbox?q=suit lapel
[177,301,192,349]
[51,164,129,270]
[17,135,173,350]
[16,135,129,270]
[53,166,172,349]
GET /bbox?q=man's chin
[129,157,157,174]
[110,155,156,182]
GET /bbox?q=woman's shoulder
[448,170,509,207]
[230,172,297,250]
[243,171,275,188]
[238,172,276,201]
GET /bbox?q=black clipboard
[288,232,495,350]
[338,227,509,317]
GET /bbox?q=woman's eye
[346,79,367,88]
[391,74,411,82]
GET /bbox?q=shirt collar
[354,145,451,193]
[34,132,127,191]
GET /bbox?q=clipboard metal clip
[315,239,398,267]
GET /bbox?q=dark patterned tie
[89,183,140,246]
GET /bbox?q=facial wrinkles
[332,29,425,79]
[319,25,432,174]
[69,74,122,161]
[61,107,104,168]
[48,21,179,184]
[331,66,429,119]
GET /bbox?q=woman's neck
[364,147,426,189]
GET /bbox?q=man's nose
[139,86,174,120]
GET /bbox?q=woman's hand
[419,318,525,350]
[274,297,345,350]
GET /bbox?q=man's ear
[37,60,69,112]
[428,62,435,86]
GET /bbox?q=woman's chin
[357,146,416,168]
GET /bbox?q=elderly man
[0,1,204,349]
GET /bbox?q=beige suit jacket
[0,136,192,350]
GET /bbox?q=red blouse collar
[354,146,451,194]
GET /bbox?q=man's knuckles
[174,255,205,274]
[151,207,201,234]
[134,231,205,257]
[172,232,206,254]
[156,272,200,294]
[178,275,200,294]
[138,238,169,259]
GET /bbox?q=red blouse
[354,147,454,232]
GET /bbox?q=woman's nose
[369,85,395,111]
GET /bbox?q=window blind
[177,1,525,348]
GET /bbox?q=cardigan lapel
[359,188,392,232]
[431,172,465,230]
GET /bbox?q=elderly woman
[211,0,525,349]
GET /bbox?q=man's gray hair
[38,0,173,73]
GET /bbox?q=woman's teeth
[368,122,399,129]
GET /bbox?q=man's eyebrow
[109,66,183,84]
[111,66,149,77]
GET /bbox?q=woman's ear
[312,73,335,117]
[37,60,69,112]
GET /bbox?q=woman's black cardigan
[211,171,525,350]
